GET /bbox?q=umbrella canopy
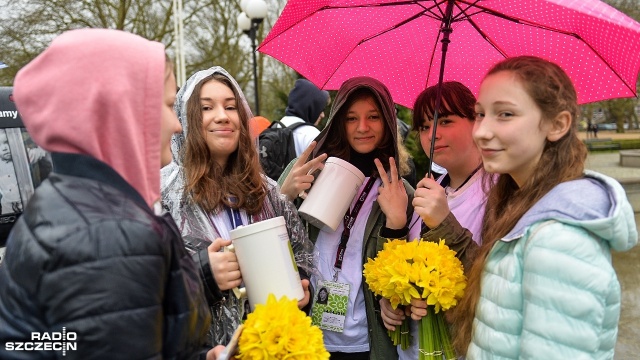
[259,0,640,108]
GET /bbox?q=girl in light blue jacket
[448,56,638,359]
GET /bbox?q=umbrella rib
[453,2,636,94]
[446,1,510,57]
[570,39,637,96]
[465,20,509,58]
[260,0,453,84]
[262,0,638,100]
[319,10,430,88]
[424,18,446,88]
[358,12,428,45]
[510,21,635,94]
[259,2,427,52]
[423,0,469,90]
[344,0,448,44]
[411,0,451,22]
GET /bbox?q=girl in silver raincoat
[161,66,316,346]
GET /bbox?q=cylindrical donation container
[299,157,365,231]
[229,216,304,310]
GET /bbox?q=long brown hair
[451,56,588,355]
[396,131,411,177]
[183,74,267,214]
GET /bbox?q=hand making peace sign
[374,157,408,230]
[278,141,328,201]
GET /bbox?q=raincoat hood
[14,28,165,207]
[503,170,637,252]
[312,76,398,161]
[169,66,253,166]
[285,79,329,124]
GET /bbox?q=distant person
[592,122,599,138]
[258,79,330,180]
[0,28,224,359]
[277,78,330,156]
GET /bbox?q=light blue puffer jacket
[468,170,638,360]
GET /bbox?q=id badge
[311,279,350,333]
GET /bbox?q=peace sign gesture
[279,141,328,201]
[374,157,407,230]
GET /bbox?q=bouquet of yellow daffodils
[237,294,329,360]
[363,239,466,360]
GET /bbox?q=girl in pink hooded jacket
[0,29,223,359]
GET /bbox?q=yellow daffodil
[363,238,467,359]
[237,295,329,360]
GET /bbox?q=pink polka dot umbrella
[259,0,640,109]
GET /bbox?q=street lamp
[172,0,186,86]
[237,0,267,115]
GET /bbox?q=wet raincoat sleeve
[263,175,316,277]
[161,161,225,306]
[161,162,218,253]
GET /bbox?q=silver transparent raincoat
[160,66,315,345]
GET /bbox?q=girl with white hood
[161,66,316,347]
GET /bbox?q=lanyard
[440,163,482,194]
[334,176,377,270]
[225,206,244,230]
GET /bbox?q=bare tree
[0,0,180,84]
[0,0,299,121]
[4,0,634,126]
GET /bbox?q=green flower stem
[419,315,425,360]
[420,306,453,360]
[431,309,440,360]
[437,310,456,360]
[387,317,411,350]
[400,317,411,350]
[388,328,398,346]
[420,311,437,360]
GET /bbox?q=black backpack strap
[267,120,286,129]
[285,121,314,131]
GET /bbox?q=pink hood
[14,28,165,207]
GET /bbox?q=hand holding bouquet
[236,294,329,360]
[363,239,466,360]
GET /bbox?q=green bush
[398,106,429,180]
[618,139,640,150]
[583,139,640,151]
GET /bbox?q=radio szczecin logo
[5,327,77,356]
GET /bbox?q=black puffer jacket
[0,153,211,359]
